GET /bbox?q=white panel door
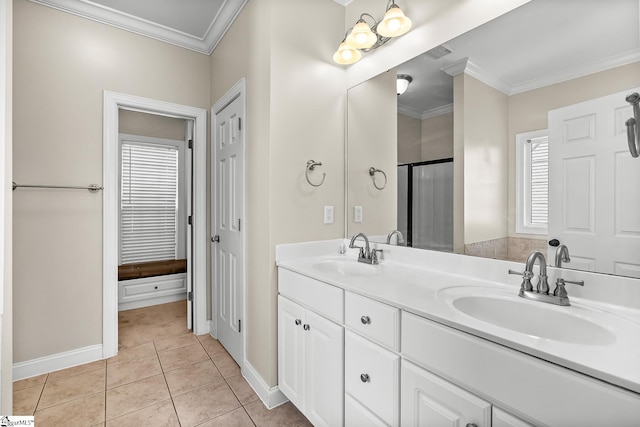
[548,87,640,277]
[213,94,245,364]
[401,360,491,427]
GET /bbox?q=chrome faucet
[386,230,404,245]
[509,250,584,306]
[349,232,381,264]
[526,251,549,294]
[555,244,570,267]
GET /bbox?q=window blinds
[121,142,179,264]
[529,137,549,226]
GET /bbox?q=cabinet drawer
[278,268,344,323]
[345,394,388,427]
[345,330,399,426]
[118,274,186,303]
[345,292,400,350]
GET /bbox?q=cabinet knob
[360,373,370,383]
[361,315,371,325]
[303,324,310,331]
[294,319,301,326]
[466,424,478,427]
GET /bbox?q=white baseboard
[13,344,103,381]
[242,360,288,409]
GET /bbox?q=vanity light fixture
[397,74,412,95]
[333,1,412,66]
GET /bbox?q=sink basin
[439,287,617,345]
[312,259,378,277]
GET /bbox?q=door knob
[361,315,371,325]
[360,373,370,383]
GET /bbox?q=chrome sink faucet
[349,232,381,265]
[386,230,404,245]
[509,251,583,306]
[555,244,570,267]
[526,251,549,294]
[509,251,584,306]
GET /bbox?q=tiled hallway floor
[13,300,311,427]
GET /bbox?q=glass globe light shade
[333,41,362,65]
[377,4,412,38]
[346,20,377,49]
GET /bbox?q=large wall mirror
[347,0,640,278]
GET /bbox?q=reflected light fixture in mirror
[333,1,412,65]
[397,74,412,95]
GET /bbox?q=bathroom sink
[311,259,378,277]
[438,287,617,345]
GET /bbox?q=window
[515,130,549,235]
[120,136,185,265]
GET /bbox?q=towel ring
[625,92,639,158]
[369,167,387,190]
[306,160,326,187]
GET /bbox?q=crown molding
[509,49,640,95]
[28,0,247,55]
[333,0,353,6]
[398,103,453,120]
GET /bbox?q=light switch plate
[354,206,363,223]
[324,206,334,224]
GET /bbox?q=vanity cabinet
[402,311,640,426]
[277,269,344,427]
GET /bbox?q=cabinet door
[401,360,491,427]
[278,296,306,410]
[305,309,344,427]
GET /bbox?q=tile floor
[13,300,311,427]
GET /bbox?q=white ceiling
[397,0,640,119]
[30,0,248,54]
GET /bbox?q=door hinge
[188,139,193,149]
[238,117,242,131]
[212,235,220,243]
[188,215,192,225]
[237,218,241,231]
[187,291,193,301]
[238,319,241,333]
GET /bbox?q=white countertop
[276,241,640,395]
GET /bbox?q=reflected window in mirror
[515,130,549,236]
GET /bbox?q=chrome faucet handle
[553,278,584,298]
[508,269,534,292]
[371,249,383,264]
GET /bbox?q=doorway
[103,91,207,359]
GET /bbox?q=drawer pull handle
[360,373,370,383]
[303,324,310,331]
[466,424,478,427]
[295,319,301,326]
[361,315,371,325]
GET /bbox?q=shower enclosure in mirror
[346,0,640,278]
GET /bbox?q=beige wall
[118,110,186,141]
[348,71,397,237]
[422,112,454,161]
[507,62,640,237]
[210,0,346,387]
[2,0,13,412]
[398,113,421,163]
[12,0,210,363]
[459,74,509,245]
